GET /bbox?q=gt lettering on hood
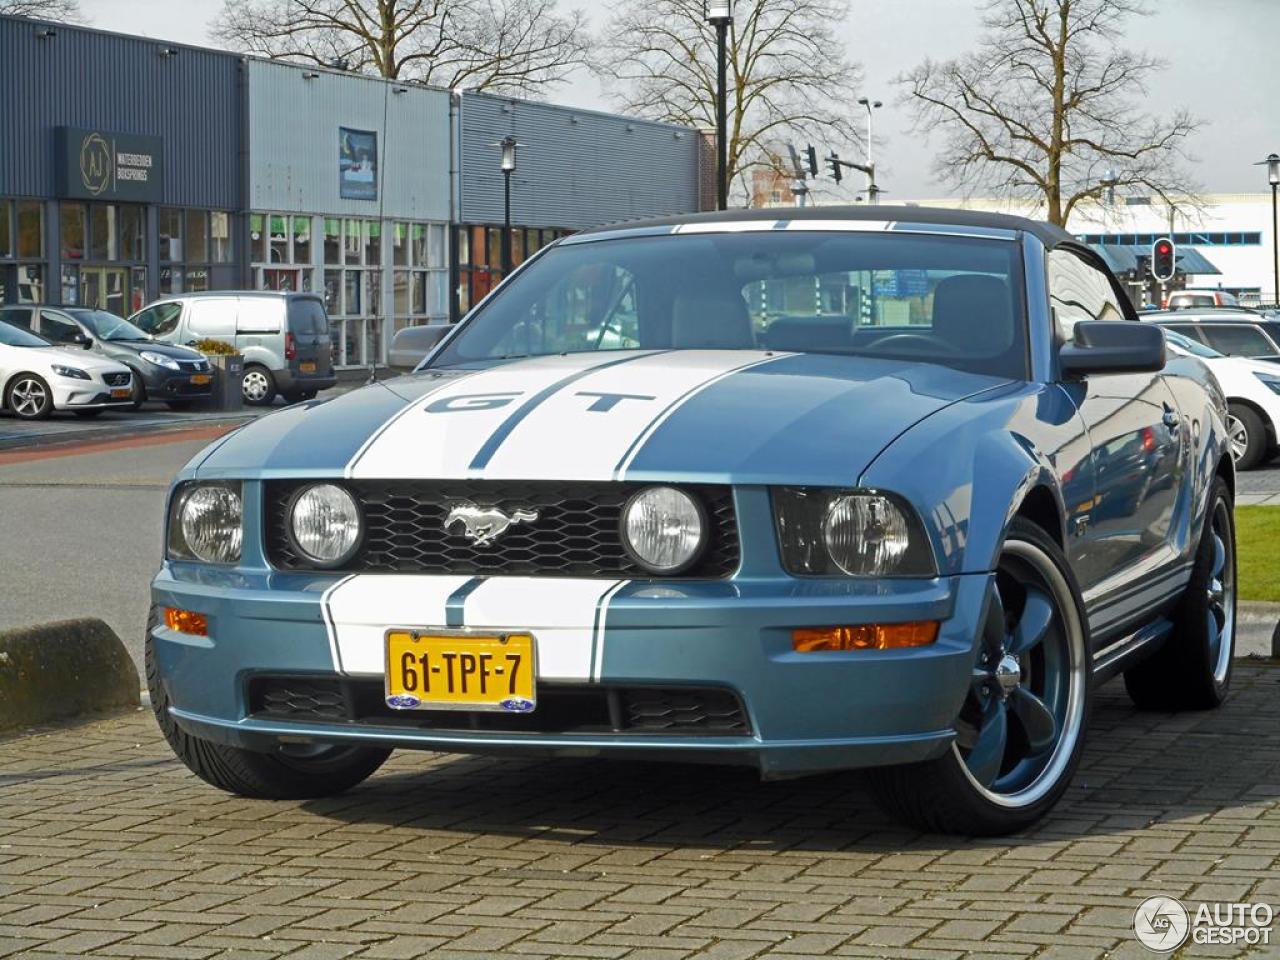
[346,350,789,481]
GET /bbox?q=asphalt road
[1,429,1277,672]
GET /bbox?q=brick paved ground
[1,665,1278,960]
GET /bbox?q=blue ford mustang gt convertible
[148,207,1235,835]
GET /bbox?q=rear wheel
[145,613,389,799]
[1226,403,1266,470]
[868,519,1091,835]
[1125,476,1235,710]
[242,365,277,406]
[6,374,53,420]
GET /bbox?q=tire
[1226,403,1266,470]
[72,409,105,418]
[128,369,146,410]
[1124,476,1235,711]
[241,365,277,406]
[867,519,1092,836]
[145,611,390,799]
[5,373,54,420]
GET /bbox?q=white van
[130,292,336,405]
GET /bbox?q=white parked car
[0,319,135,420]
[1165,328,1280,469]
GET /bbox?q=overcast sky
[78,0,1280,198]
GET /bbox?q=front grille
[247,676,751,735]
[178,359,210,372]
[264,480,739,578]
[103,372,130,387]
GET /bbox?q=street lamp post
[706,1,733,210]
[498,136,519,277]
[857,97,882,204]
[1259,153,1280,304]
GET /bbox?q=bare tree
[211,0,588,95]
[595,0,864,203]
[901,0,1200,225]
[0,0,86,21]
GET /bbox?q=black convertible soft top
[579,204,1076,249]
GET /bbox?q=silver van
[129,292,337,405]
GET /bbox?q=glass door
[81,267,128,315]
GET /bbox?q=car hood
[106,340,204,361]
[194,350,1010,486]
[32,345,132,374]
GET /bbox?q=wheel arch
[1013,484,1066,551]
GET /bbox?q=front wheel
[1227,403,1266,470]
[868,519,1091,836]
[145,619,389,799]
[6,373,54,420]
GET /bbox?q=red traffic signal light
[1152,237,1175,281]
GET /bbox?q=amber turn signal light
[163,607,208,637]
[792,621,938,652]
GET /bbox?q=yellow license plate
[299,361,317,373]
[110,388,130,399]
[384,631,535,712]
[190,374,212,385]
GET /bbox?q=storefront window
[0,201,10,259]
[159,208,182,262]
[393,270,410,314]
[293,216,311,264]
[324,269,340,314]
[61,203,85,262]
[16,264,45,303]
[121,205,144,261]
[429,223,446,268]
[186,210,208,263]
[412,224,428,265]
[344,219,362,265]
[185,266,209,292]
[367,221,381,265]
[89,205,117,261]
[367,268,382,315]
[211,211,232,263]
[324,219,341,264]
[16,202,42,260]
[393,223,409,266]
[344,269,362,314]
[159,266,180,294]
[60,264,79,304]
[269,215,288,264]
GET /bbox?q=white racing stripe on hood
[324,574,473,674]
[321,573,625,681]
[347,353,621,480]
[478,350,783,480]
[461,577,626,681]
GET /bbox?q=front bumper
[52,379,134,409]
[140,369,214,399]
[150,565,991,778]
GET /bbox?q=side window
[2,307,35,330]
[188,300,238,338]
[134,303,183,337]
[237,298,283,334]
[39,310,82,345]
[491,264,640,356]
[1196,324,1275,357]
[1047,250,1126,342]
[1164,323,1209,345]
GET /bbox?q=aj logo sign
[425,391,656,414]
[79,132,112,196]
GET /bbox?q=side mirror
[72,332,92,349]
[388,323,452,372]
[1060,320,1166,377]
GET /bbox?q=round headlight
[289,484,362,566]
[621,486,706,575]
[822,493,912,576]
[180,485,243,564]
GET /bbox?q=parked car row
[0,291,337,421]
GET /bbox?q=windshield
[74,310,151,342]
[1162,328,1221,358]
[0,320,51,348]
[431,231,1029,379]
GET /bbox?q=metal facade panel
[458,93,699,230]
[248,60,450,221]
[0,15,242,208]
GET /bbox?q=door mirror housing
[72,331,92,349]
[1060,321,1166,377]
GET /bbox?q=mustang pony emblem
[443,502,538,546]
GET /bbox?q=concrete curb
[0,619,140,733]
[1238,602,1280,659]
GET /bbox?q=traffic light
[827,152,843,183]
[1152,237,1176,282]
[806,145,819,178]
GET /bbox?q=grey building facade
[0,15,243,315]
[1,14,706,367]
